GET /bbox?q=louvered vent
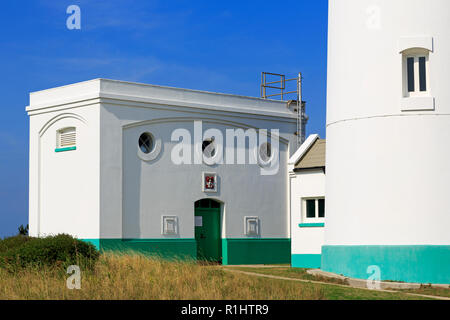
[58,127,76,148]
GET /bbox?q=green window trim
[55,146,76,152]
[81,238,291,265]
[298,223,325,228]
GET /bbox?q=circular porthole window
[259,142,272,163]
[202,138,216,158]
[138,132,154,154]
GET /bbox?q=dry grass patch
[0,254,438,300]
[0,253,324,300]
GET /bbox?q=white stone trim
[401,97,435,112]
[27,78,297,120]
[399,36,433,53]
[161,216,178,235]
[244,216,260,236]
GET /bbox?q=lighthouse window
[419,57,427,92]
[402,50,429,97]
[407,57,415,92]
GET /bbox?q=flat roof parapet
[27,78,297,119]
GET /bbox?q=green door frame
[194,199,222,263]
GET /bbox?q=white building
[289,135,325,268]
[26,78,301,265]
[324,0,450,284]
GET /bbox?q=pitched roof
[294,139,326,170]
[288,134,319,165]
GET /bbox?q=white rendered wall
[28,105,100,239]
[100,103,295,240]
[325,0,450,246]
[27,79,297,242]
[290,169,325,254]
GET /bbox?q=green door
[195,199,221,262]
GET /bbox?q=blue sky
[0,0,328,238]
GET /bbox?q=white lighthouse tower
[323,0,450,284]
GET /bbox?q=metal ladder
[260,72,306,148]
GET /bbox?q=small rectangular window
[306,199,316,218]
[419,57,427,92]
[302,198,325,222]
[407,57,415,92]
[318,199,325,218]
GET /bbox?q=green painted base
[222,238,291,265]
[81,238,291,265]
[81,239,100,250]
[291,254,321,268]
[322,245,450,284]
[82,239,197,260]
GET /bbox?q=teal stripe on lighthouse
[291,254,321,268]
[321,245,450,284]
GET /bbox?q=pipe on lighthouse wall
[323,0,450,284]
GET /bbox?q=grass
[0,253,325,300]
[0,253,438,300]
[229,266,349,285]
[228,266,450,299]
[400,286,450,298]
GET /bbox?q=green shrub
[0,234,99,271]
[0,235,32,253]
[18,224,29,236]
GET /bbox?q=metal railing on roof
[260,72,301,100]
